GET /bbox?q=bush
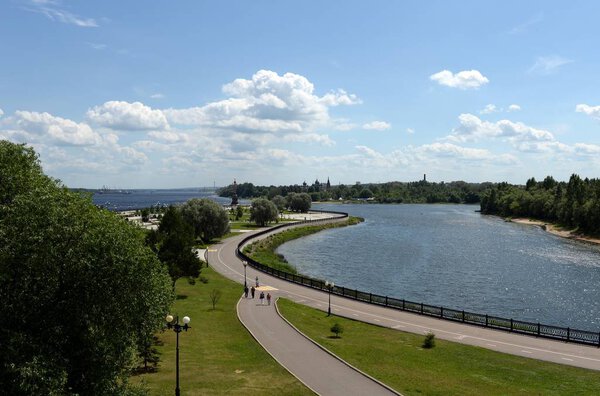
[330,323,344,338]
[422,332,436,349]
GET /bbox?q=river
[277,203,600,332]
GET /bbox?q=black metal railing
[236,210,600,347]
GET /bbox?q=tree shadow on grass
[176,294,188,300]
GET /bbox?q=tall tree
[250,198,278,226]
[157,206,202,288]
[180,198,230,242]
[0,141,173,395]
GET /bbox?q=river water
[277,203,600,332]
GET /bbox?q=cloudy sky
[1,1,600,188]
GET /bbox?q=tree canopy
[0,140,173,395]
[250,198,278,226]
[180,198,230,242]
[287,192,312,212]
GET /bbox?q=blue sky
[1,0,600,188]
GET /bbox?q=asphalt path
[208,222,600,385]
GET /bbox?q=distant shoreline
[509,218,600,246]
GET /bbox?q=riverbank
[509,218,600,246]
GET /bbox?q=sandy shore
[510,218,600,245]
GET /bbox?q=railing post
[342,286,346,296]
[385,296,388,306]
[420,303,424,314]
[537,323,540,336]
[402,299,405,310]
[369,293,372,303]
[510,318,513,331]
[485,314,488,327]
[597,332,600,348]
[462,310,465,322]
[355,289,359,299]
[440,306,444,318]
[567,327,570,341]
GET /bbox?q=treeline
[219,180,490,204]
[480,174,600,235]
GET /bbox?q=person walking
[244,285,249,298]
[250,286,255,299]
[266,292,271,306]
[259,291,265,305]
[255,276,259,287]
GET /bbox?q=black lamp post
[325,280,335,316]
[166,314,191,396]
[243,261,248,289]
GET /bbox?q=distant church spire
[231,179,239,206]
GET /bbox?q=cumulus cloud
[12,110,102,146]
[508,104,521,112]
[87,101,169,130]
[164,70,360,134]
[430,69,489,89]
[528,56,573,75]
[447,113,555,147]
[480,104,498,114]
[362,121,391,131]
[576,104,600,121]
[0,108,3,117]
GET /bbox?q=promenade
[207,217,600,393]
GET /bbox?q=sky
[1,0,600,188]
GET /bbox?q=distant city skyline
[1,1,600,188]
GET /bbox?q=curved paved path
[208,222,600,380]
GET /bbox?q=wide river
[277,203,600,332]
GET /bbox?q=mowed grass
[131,268,312,395]
[277,298,600,396]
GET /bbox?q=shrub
[330,323,344,338]
[422,332,436,349]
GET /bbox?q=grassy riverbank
[243,216,363,274]
[278,298,600,395]
[131,267,311,395]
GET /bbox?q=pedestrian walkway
[237,295,398,395]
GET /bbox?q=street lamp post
[325,281,335,316]
[243,261,248,289]
[166,314,191,396]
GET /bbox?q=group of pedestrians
[243,276,271,305]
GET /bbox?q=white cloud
[430,69,489,90]
[363,121,391,130]
[509,13,544,35]
[574,143,600,156]
[447,113,555,148]
[12,110,102,146]
[0,108,3,117]
[406,128,415,134]
[507,104,521,112]
[25,1,98,27]
[480,104,498,114]
[528,56,573,75]
[576,104,600,121]
[86,101,169,130]
[164,70,360,134]
[87,42,107,50]
[150,93,165,99]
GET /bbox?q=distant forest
[218,179,490,204]
[220,174,600,235]
[480,174,600,235]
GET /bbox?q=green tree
[271,195,287,211]
[157,206,202,288]
[0,141,173,395]
[235,205,244,220]
[288,192,312,212]
[250,198,278,226]
[180,198,230,242]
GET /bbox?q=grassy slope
[131,268,312,395]
[278,298,600,396]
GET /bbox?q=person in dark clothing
[244,285,249,298]
[250,286,255,298]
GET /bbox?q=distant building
[231,179,239,206]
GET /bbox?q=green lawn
[277,298,600,396]
[131,268,312,395]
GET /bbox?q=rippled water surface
[277,204,600,331]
